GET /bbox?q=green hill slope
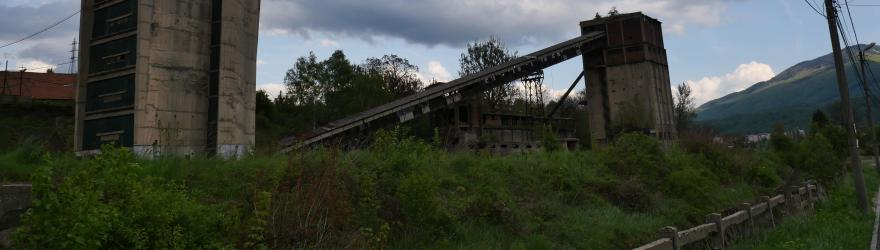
[696,44,880,134]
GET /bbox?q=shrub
[665,166,719,209]
[540,124,562,152]
[267,150,354,249]
[0,139,49,182]
[794,133,843,186]
[746,158,783,188]
[397,170,453,238]
[584,177,654,212]
[13,145,228,249]
[601,133,668,185]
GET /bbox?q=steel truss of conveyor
[279,31,606,153]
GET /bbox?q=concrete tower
[75,0,260,158]
[580,13,677,145]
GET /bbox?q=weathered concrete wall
[133,0,213,157]
[0,184,32,248]
[580,13,677,145]
[76,0,260,158]
[586,62,676,144]
[216,0,259,158]
[604,62,676,138]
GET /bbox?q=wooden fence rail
[633,180,823,250]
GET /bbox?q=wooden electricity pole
[2,61,7,95]
[825,0,869,212]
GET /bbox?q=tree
[770,123,794,152]
[255,89,274,117]
[284,52,327,106]
[324,50,356,93]
[607,7,620,16]
[673,82,696,134]
[811,109,830,129]
[279,50,425,133]
[362,55,423,97]
[459,37,518,111]
[810,109,848,158]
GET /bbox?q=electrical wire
[838,1,876,94]
[806,0,828,17]
[0,10,80,50]
[834,2,880,108]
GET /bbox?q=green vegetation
[257,51,426,152]
[0,102,73,153]
[4,130,800,249]
[731,163,879,250]
[0,102,73,183]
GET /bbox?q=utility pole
[860,43,879,174]
[2,61,6,95]
[69,38,77,74]
[18,68,26,97]
[825,0,869,212]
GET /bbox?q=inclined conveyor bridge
[280,31,607,153]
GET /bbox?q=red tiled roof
[0,71,76,100]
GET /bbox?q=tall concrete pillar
[75,0,260,158]
[580,13,677,145]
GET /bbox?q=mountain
[695,44,880,134]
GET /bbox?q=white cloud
[685,61,776,106]
[17,59,54,72]
[319,39,339,47]
[257,83,287,99]
[545,87,568,102]
[256,59,267,65]
[425,61,452,82]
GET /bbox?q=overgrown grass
[731,161,880,250]
[0,102,74,183]
[7,131,800,249]
[0,142,51,182]
[0,102,74,153]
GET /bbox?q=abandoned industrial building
[74,0,260,158]
[70,0,673,156]
[280,12,677,153]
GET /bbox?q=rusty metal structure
[280,12,676,152]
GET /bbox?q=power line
[806,0,828,17]
[0,10,80,50]
[834,2,880,108]
[843,0,862,46]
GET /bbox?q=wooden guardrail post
[781,189,789,216]
[659,226,679,250]
[741,203,754,237]
[762,196,775,228]
[803,181,815,210]
[631,181,824,250]
[707,213,725,250]
[787,185,800,214]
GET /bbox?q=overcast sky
[1,0,879,106]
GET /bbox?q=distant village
[713,129,807,149]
